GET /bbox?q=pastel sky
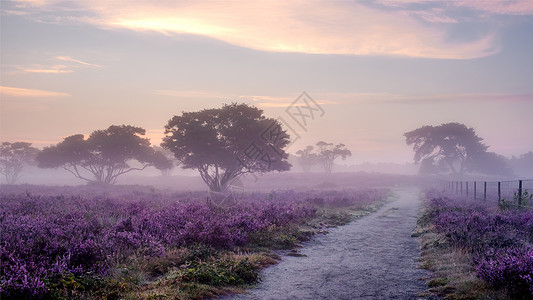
[1,0,533,164]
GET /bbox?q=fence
[442,179,533,207]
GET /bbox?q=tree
[36,125,169,185]
[295,145,318,172]
[152,146,178,176]
[162,103,291,192]
[315,141,352,173]
[404,123,488,176]
[0,142,40,184]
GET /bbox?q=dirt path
[220,187,429,300]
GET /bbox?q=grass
[415,210,510,300]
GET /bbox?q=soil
[219,187,430,300]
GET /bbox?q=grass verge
[414,209,510,300]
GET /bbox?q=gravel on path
[219,187,430,300]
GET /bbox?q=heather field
[417,190,533,299]
[0,184,387,299]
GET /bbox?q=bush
[478,247,533,297]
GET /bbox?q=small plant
[499,189,533,210]
[517,189,533,207]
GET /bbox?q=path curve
[220,187,429,300]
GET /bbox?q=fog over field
[1,1,533,299]
[1,0,532,171]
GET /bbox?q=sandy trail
[219,187,429,300]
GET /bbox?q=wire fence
[442,179,533,208]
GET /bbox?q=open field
[0,181,389,299]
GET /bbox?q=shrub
[477,247,533,297]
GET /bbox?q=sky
[1,0,533,164]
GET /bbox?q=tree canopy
[36,125,170,184]
[162,103,291,192]
[0,142,39,184]
[295,142,351,173]
[404,122,492,176]
[315,141,352,173]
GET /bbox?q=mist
[2,1,533,299]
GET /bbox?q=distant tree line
[0,103,291,192]
[295,142,352,173]
[1,108,531,188]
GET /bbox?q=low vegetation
[416,189,533,299]
[0,185,388,299]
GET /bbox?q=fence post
[498,182,501,204]
[474,181,477,200]
[466,181,469,197]
[461,181,463,195]
[518,180,523,206]
[456,181,458,194]
[484,182,487,201]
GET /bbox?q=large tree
[404,123,488,175]
[162,103,291,192]
[36,125,170,184]
[315,141,352,173]
[0,142,40,184]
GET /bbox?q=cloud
[15,56,102,74]
[55,56,102,67]
[377,0,533,15]
[154,89,225,99]
[311,91,533,104]
[19,65,73,74]
[153,90,338,108]
[454,0,533,16]
[0,86,71,97]
[408,9,459,24]
[10,0,503,59]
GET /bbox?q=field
[416,189,533,299]
[0,183,388,299]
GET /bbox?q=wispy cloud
[154,89,225,99]
[376,0,533,15]
[15,56,102,74]
[407,9,459,24]
[0,86,71,97]
[10,0,506,59]
[153,90,338,108]
[55,56,102,67]
[454,0,533,16]
[19,65,73,74]
[311,91,533,104]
